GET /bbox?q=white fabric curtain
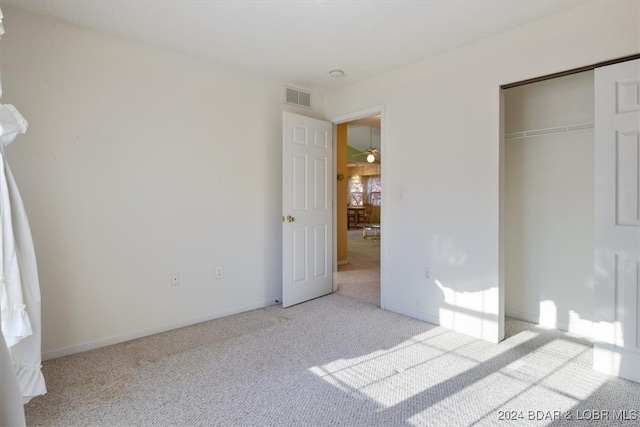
[0,7,47,407]
[1,332,26,426]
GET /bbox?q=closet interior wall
[504,71,595,337]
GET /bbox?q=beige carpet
[337,229,381,306]
[23,232,640,426]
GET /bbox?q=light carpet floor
[24,231,640,426]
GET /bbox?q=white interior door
[282,112,333,308]
[594,58,640,382]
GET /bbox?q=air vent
[285,87,312,109]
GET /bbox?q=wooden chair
[358,205,372,226]
[347,209,357,229]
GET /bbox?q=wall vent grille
[285,87,312,108]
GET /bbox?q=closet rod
[501,53,640,89]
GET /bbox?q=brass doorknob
[286,215,295,222]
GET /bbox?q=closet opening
[502,70,595,337]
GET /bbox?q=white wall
[0,8,324,358]
[324,1,640,342]
[504,71,594,337]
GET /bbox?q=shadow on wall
[435,279,498,342]
[428,232,597,346]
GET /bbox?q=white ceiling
[0,0,590,90]
[348,123,381,154]
[349,115,381,129]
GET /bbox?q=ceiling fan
[354,127,379,163]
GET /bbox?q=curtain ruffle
[13,361,46,404]
[0,104,28,146]
[0,303,33,347]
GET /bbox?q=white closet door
[594,58,640,382]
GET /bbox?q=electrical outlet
[171,272,180,286]
[424,267,430,280]
[215,266,224,279]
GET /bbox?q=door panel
[283,112,333,307]
[313,157,328,209]
[313,225,328,278]
[292,228,307,283]
[292,155,307,210]
[616,131,640,226]
[594,58,640,382]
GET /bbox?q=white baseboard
[505,309,539,325]
[505,308,594,340]
[594,343,640,382]
[337,259,349,266]
[385,303,441,326]
[42,298,279,360]
[386,305,594,343]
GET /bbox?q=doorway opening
[332,109,385,308]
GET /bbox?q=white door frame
[329,105,387,309]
